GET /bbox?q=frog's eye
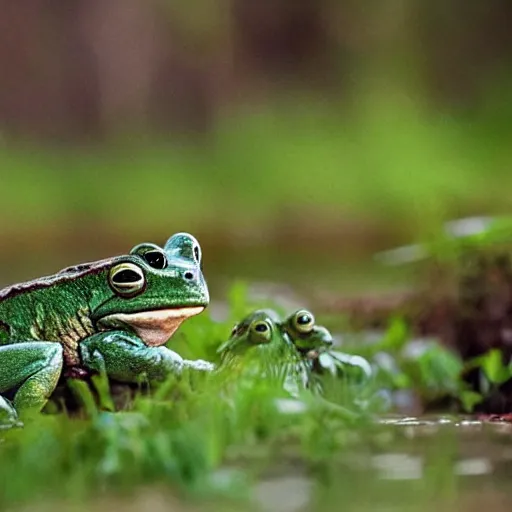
[293,310,315,334]
[109,263,146,297]
[142,250,167,270]
[130,243,167,270]
[250,320,272,342]
[165,233,202,267]
[230,324,239,337]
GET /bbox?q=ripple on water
[254,475,312,512]
[454,458,493,476]
[371,453,423,480]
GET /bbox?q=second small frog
[282,309,372,384]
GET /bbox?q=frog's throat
[98,306,204,347]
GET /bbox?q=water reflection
[306,416,512,511]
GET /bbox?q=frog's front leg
[0,342,63,424]
[80,330,214,384]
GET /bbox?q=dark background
[0,0,511,301]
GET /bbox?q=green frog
[281,309,334,355]
[217,309,310,396]
[217,308,372,393]
[282,309,372,383]
[0,232,213,426]
[218,309,332,358]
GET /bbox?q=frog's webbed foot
[80,330,215,384]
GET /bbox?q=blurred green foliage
[1,96,511,237]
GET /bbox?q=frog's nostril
[184,271,195,280]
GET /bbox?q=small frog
[217,309,310,395]
[0,232,213,426]
[217,309,279,359]
[282,309,373,383]
[281,309,333,356]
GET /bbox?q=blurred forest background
[0,0,511,300]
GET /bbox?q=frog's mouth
[97,306,204,347]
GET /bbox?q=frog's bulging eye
[142,250,167,270]
[293,310,315,334]
[129,243,168,270]
[165,233,202,267]
[250,320,272,342]
[109,263,146,297]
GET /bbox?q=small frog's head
[282,309,333,353]
[93,233,209,346]
[217,309,283,360]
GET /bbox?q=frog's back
[0,257,114,363]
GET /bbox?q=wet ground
[252,415,512,512]
[22,415,512,512]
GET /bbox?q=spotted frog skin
[0,232,212,426]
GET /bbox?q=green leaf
[460,390,484,413]
[67,379,98,418]
[380,316,409,352]
[480,349,511,385]
[416,345,463,395]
